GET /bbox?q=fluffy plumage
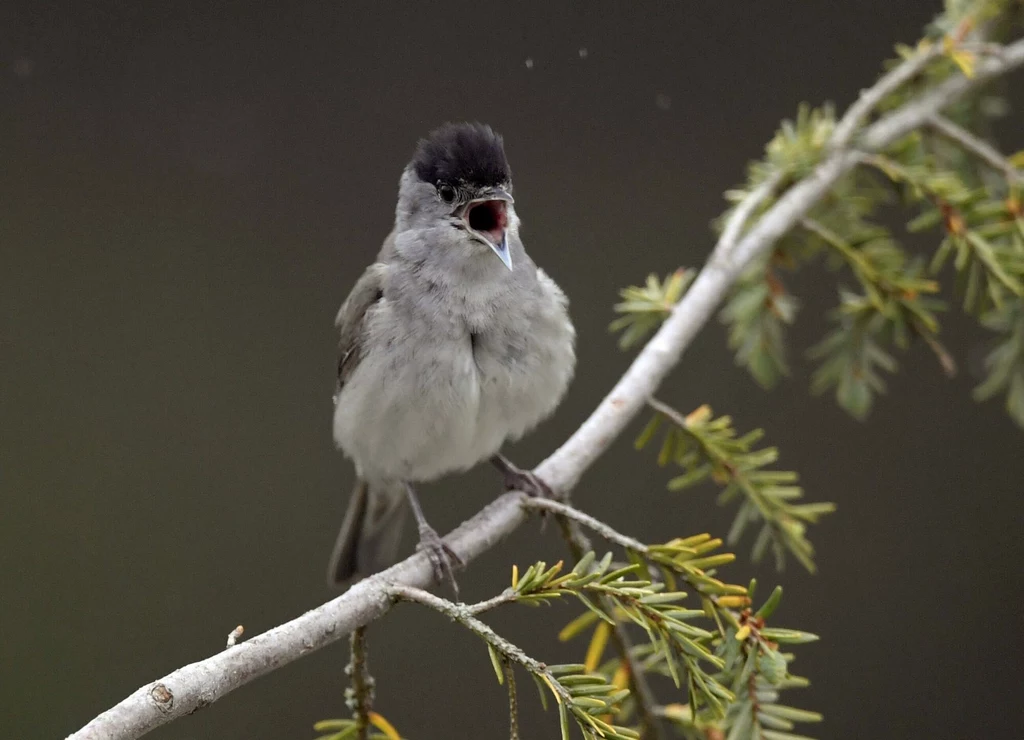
[328,124,574,585]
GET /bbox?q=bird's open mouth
[462,196,513,270]
[465,199,508,248]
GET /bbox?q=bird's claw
[501,464,568,534]
[491,454,565,533]
[499,463,564,502]
[416,524,464,598]
[504,467,553,499]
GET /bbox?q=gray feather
[327,479,407,585]
[334,261,387,399]
[328,126,576,586]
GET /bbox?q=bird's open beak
[461,188,514,270]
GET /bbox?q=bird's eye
[437,183,457,204]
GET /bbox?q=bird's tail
[327,479,408,586]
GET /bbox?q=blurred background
[2,2,1023,739]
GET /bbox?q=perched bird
[328,122,576,593]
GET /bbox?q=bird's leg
[490,453,559,500]
[404,482,463,598]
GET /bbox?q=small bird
[328,122,576,593]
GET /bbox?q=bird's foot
[490,453,562,501]
[416,524,464,598]
[503,466,555,499]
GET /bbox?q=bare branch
[859,39,1024,152]
[719,170,786,256]
[66,34,1024,740]
[387,585,563,694]
[346,628,373,740]
[830,41,942,150]
[523,497,648,554]
[926,113,1024,184]
[465,589,519,616]
[503,661,520,740]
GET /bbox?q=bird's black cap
[411,122,511,189]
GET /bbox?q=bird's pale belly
[333,332,549,483]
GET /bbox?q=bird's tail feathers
[327,479,408,586]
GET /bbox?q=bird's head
[396,122,515,270]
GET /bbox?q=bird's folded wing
[334,261,386,395]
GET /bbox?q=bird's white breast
[333,268,574,484]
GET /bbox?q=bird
[328,122,576,594]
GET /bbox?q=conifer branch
[66,21,1024,740]
[388,583,641,740]
[829,40,943,150]
[524,497,648,553]
[545,501,664,740]
[719,170,787,256]
[926,113,1024,184]
[341,628,374,740]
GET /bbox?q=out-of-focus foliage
[612,0,1024,428]
[974,297,1024,425]
[610,269,695,350]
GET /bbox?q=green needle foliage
[513,551,738,721]
[612,0,1024,428]
[328,531,819,740]
[657,582,821,740]
[536,542,819,740]
[636,402,835,572]
[720,262,799,390]
[974,297,1024,425]
[610,269,696,350]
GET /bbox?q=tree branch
[542,499,663,740]
[829,41,942,151]
[719,170,786,255]
[386,585,570,700]
[346,628,373,740]
[503,660,520,740]
[523,497,648,554]
[66,34,1024,740]
[926,113,1024,184]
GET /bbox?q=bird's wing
[334,260,387,396]
[375,227,398,262]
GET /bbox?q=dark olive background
[2,3,1023,739]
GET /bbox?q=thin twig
[386,584,573,702]
[801,216,959,378]
[926,113,1024,184]
[800,217,880,280]
[523,498,649,554]
[503,661,519,740]
[465,589,519,616]
[646,397,692,429]
[719,170,787,257]
[544,502,663,740]
[556,515,594,556]
[65,34,1024,740]
[860,40,1024,152]
[346,628,373,740]
[830,41,942,150]
[920,331,959,378]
